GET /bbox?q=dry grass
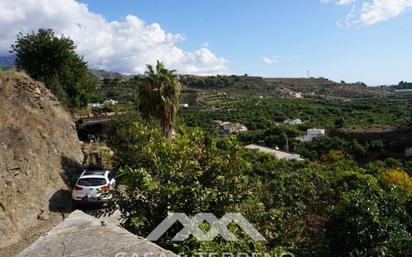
[25,117,43,131]
[0,79,13,95]
[0,71,72,133]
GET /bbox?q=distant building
[290,92,303,98]
[180,103,189,108]
[218,121,248,134]
[245,144,304,161]
[103,99,118,106]
[298,128,326,142]
[237,124,248,133]
[88,103,104,109]
[283,118,303,125]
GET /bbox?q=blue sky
[78,0,412,85]
[1,0,412,85]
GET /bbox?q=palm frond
[138,61,181,139]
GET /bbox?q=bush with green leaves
[108,120,275,254]
[107,116,412,256]
[324,188,412,257]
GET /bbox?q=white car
[72,170,116,205]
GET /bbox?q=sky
[1,0,412,85]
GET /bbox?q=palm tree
[139,61,181,139]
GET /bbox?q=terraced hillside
[180,75,384,98]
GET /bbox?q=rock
[0,71,83,250]
[37,210,49,221]
[16,211,177,257]
[34,87,41,95]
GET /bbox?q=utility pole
[307,70,310,79]
[285,137,289,153]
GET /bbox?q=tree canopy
[106,116,412,257]
[139,61,181,139]
[11,28,93,108]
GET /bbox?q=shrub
[324,189,411,257]
[382,169,412,195]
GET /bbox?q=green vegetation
[0,64,7,71]
[179,96,412,162]
[11,28,93,108]
[395,81,412,90]
[180,96,411,131]
[181,74,248,89]
[107,116,412,257]
[139,61,181,139]
[98,69,412,256]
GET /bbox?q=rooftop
[82,170,106,176]
[245,144,304,161]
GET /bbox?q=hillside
[0,55,16,69]
[264,77,382,98]
[0,72,83,255]
[88,73,385,114]
[180,75,383,98]
[88,68,134,81]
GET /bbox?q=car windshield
[77,178,107,186]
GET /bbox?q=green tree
[139,61,181,139]
[320,170,412,257]
[107,121,255,252]
[11,28,93,108]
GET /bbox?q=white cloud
[262,56,278,64]
[322,0,412,25]
[357,0,412,25]
[0,0,227,75]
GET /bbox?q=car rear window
[78,178,107,186]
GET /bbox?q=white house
[87,103,104,109]
[180,103,189,108]
[245,144,304,161]
[299,128,326,142]
[103,99,118,106]
[218,122,248,134]
[290,92,303,98]
[283,118,303,125]
[237,124,248,133]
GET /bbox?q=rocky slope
[0,72,83,253]
[0,55,16,69]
